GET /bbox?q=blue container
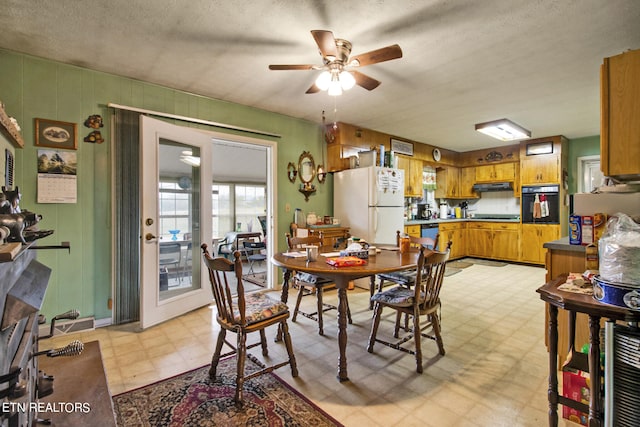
[593,276,640,311]
[569,214,581,245]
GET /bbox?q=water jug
[294,208,305,228]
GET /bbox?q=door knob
[145,233,157,241]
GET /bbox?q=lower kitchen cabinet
[492,223,520,261]
[467,222,520,261]
[404,224,421,238]
[521,224,560,264]
[438,222,465,260]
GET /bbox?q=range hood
[472,182,513,192]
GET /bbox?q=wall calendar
[36,149,77,203]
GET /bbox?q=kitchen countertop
[542,237,587,252]
[405,217,521,225]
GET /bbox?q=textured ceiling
[1,0,640,152]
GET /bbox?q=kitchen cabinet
[397,155,424,197]
[466,222,492,257]
[467,222,520,261]
[492,223,520,261]
[600,48,640,181]
[404,224,421,238]
[520,136,567,185]
[520,155,560,184]
[458,167,478,199]
[438,222,465,260]
[520,224,560,265]
[434,167,460,199]
[475,163,516,183]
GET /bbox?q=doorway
[114,112,275,328]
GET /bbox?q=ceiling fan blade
[269,64,315,70]
[311,30,338,59]
[351,71,381,91]
[305,84,320,94]
[349,44,403,67]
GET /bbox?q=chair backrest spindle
[414,241,451,310]
[202,244,246,326]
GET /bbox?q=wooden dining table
[271,247,420,382]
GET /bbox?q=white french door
[140,115,213,329]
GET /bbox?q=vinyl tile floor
[42,262,583,427]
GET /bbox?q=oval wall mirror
[298,151,316,185]
[287,162,297,183]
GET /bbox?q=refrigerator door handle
[373,207,378,234]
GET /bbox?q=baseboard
[39,316,96,337]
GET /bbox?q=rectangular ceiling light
[475,118,531,141]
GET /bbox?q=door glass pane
[158,139,201,300]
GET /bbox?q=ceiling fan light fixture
[475,118,531,141]
[315,71,332,91]
[339,70,355,90]
[328,73,343,96]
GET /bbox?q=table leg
[369,276,375,310]
[588,315,602,427]
[336,285,349,382]
[275,269,291,342]
[548,304,559,427]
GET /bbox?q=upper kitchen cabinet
[458,167,479,199]
[601,48,640,181]
[520,136,568,185]
[397,155,424,197]
[475,163,516,183]
[435,166,478,199]
[434,166,460,199]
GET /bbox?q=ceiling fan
[269,30,403,95]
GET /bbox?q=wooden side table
[537,276,640,427]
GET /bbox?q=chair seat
[247,254,267,262]
[233,291,289,325]
[371,286,425,306]
[377,270,416,287]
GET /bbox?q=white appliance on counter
[334,166,404,245]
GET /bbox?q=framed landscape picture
[35,118,77,150]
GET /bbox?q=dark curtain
[113,109,141,324]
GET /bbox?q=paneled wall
[0,49,329,322]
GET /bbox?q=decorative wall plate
[432,148,441,162]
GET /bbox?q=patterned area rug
[447,260,473,269]
[462,258,508,267]
[444,267,462,277]
[112,357,342,427]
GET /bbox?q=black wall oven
[521,185,560,224]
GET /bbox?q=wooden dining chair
[367,244,451,373]
[371,230,441,309]
[285,232,352,335]
[201,244,298,404]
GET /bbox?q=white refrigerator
[334,166,405,245]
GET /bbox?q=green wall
[568,135,600,193]
[0,49,331,322]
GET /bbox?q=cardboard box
[581,216,594,245]
[593,213,608,243]
[562,370,589,426]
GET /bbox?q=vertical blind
[113,109,141,324]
